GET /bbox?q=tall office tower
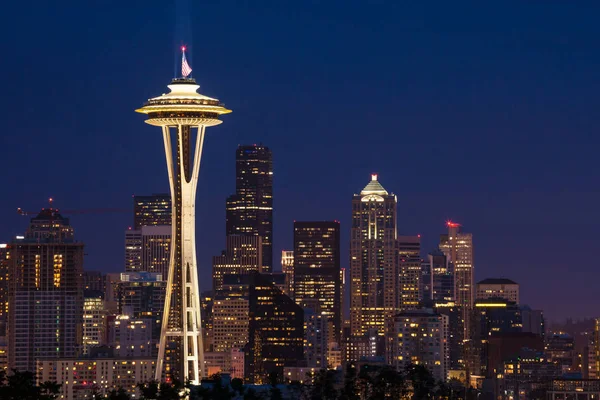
[212,276,249,372]
[430,250,455,304]
[133,194,171,229]
[546,333,576,374]
[124,229,143,271]
[304,309,329,369]
[398,257,422,311]
[82,290,107,355]
[281,250,294,297]
[293,221,341,343]
[108,315,153,357]
[350,174,398,344]
[200,291,214,353]
[434,303,464,370]
[520,306,544,337]
[391,309,449,381]
[468,298,523,376]
[0,245,9,320]
[212,235,262,293]
[225,145,273,273]
[136,71,231,383]
[439,221,474,310]
[8,208,84,372]
[83,270,104,292]
[476,278,519,303]
[398,235,420,257]
[125,226,171,274]
[116,272,166,354]
[246,272,304,384]
[595,319,600,379]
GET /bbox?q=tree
[108,387,131,400]
[138,380,160,400]
[308,369,338,400]
[371,366,407,400]
[157,380,188,400]
[230,378,244,396]
[406,364,435,400]
[243,388,261,400]
[0,370,61,400]
[338,364,359,400]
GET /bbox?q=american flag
[182,50,192,77]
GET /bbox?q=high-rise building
[391,308,449,381]
[304,308,329,369]
[398,257,422,311]
[108,315,153,358]
[0,245,9,321]
[212,235,262,293]
[115,272,165,355]
[82,290,107,355]
[136,72,231,383]
[430,250,455,304]
[246,272,303,384]
[293,221,341,343]
[133,194,171,229]
[281,250,294,297]
[125,226,171,275]
[439,222,473,309]
[8,208,84,372]
[350,174,398,346]
[225,145,273,273]
[83,270,103,292]
[476,278,519,303]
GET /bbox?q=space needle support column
[136,75,231,384]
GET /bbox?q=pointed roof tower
[360,174,389,196]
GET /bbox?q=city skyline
[2,1,600,322]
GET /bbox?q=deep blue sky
[1,1,599,322]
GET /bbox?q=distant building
[391,308,449,381]
[439,222,473,331]
[133,193,171,229]
[398,257,422,311]
[498,349,561,399]
[82,290,107,355]
[434,303,464,371]
[83,270,103,292]
[547,379,600,400]
[350,175,398,356]
[37,355,155,400]
[225,145,273,273]
[107,315,153,357]
[476,278,519,303]
[212,235,262,293]
[8,208,84,372]
[521,305,545,337]
[546,333,575,374]
[246,272,303,384]
[281,250,294,297]
[124,226,171,275]
[293,221,341,343]
[304,309,329,369]
[430,250,454,303]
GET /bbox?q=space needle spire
[136,54,231,384]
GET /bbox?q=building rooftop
[360,174,388,196]
[477,278,518,285]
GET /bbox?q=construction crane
[17,198,129,216]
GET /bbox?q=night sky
[1,1,599,322]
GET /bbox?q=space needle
[136,47,231,384]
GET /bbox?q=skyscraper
[136,72,231,383]
[212,235,262,293]
[133,194,171,229]
[281,250,294,297]
[439,222,474,310]
[350,174,398,350]
[293,221,341,343]
[246,272,303,384]
[8,208,84,372]
[226,145,273,273]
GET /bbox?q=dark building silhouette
[293,221,341,343]
[245,272,303,384]
[8,208,84,372]
[133,193,171,229]
[226,145,273,273]
[83,270,103,292]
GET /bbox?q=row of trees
[0,365,477,400]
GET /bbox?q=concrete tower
[136,55,231,383]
